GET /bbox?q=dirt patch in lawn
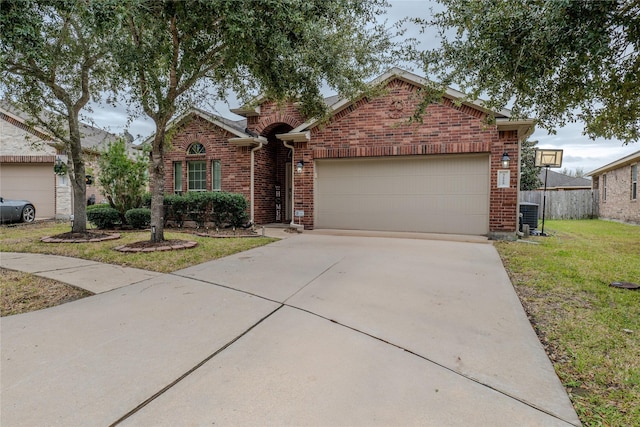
[1,269,93,316]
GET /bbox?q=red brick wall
[164,115,251,199]
[293,79,520,234]
[247,101,305,135]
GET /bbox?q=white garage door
[315,154,490,235]
[0,163,55,218]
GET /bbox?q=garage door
[0,163,55,218]
[315,154,489,235]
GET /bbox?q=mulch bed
[41,232,120,243]
[39,227,262,252]
[114,239,198,253]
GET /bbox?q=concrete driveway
[0,234,580,426]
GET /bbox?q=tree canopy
[1,0,118,232]
[114,0,396,242]
[419,0,640,143]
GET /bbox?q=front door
[285,162,292,222]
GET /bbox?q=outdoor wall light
[501,152,511,169]
[296,160,305,173]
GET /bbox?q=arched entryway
[253,123,294,224]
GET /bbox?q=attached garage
[314,154,490,235]
[0,163,55,218]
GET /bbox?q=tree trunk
[68,114,87,233]
[149,132,166,242]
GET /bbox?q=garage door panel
[315,155,489,235]
[0,164,55,218]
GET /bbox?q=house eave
[275,131,310,143]
[230,106,261,117]
[587,150,640,176]
[495,119,535,140]
[228,136,268,147]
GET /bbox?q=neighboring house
[154,68,534,239]
[588,150,640,225]
[537,169,591,191]
[0,101,118,219]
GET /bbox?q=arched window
[187,142,206,155]
[187,143,206,191]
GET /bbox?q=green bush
[86,205,121,229]
[141,192,152,208]
[159,192,248,228]
[86,203,106,212]
[125,208,151,229]
[215,192,248,227]
[164,194,189,227]
[186,192,210,228]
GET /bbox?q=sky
[85,0,638,176]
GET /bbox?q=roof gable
[144,108,249,146]
[287,67,533,139]
[588,150,640,176]
[0,100,117,152]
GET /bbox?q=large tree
[116,0,395,242]
[419,0,640,143]
[0,0,117,232]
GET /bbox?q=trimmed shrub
[214,192,248,227]
[158,191,248,228]
[86,205,121,229]
[164,194,189,227]
[186,192,210,228]
[125,208,151,229]
[141,192,152,208]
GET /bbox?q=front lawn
[0,221,276,273]
[1,221,276,316]
[495,219,640,426]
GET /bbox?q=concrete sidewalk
[0,234,581,426]
[0,252,162,293]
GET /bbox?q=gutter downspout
[282,140,295,225]
[250,141,263,225]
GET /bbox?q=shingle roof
[0,100,117,151]
[537,169,591,189]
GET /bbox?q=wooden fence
[520,190,599,220]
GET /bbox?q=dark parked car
[0,197,36,223]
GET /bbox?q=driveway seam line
[108,304,284,427]
[285,304,579,427]
[170,272,284,304]
[283,258,344,303]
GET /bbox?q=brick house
[159,68,534,239]
[588,150,640,225]
[0,101,117,219]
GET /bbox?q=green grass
[0,221,276,273]
[495,220,640,426]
